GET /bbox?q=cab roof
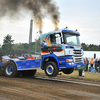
[40,28,80,39]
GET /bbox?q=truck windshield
[63,33,81,46]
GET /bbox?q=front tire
[62,68,74,74]
[4,61,17,77]
[44,62,58,77]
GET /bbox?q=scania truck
[0,28,84,77]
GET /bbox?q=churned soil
[0,68,100,100]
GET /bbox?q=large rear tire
[4,61,18,77]
[62,68,74,74]
[44,62,58,77]
[21,70,37,77]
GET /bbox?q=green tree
[81,43,100,51]
[81,43,88,51]
[31,42,35,53]
[2,34,14,55]
[99,45,100,51]
[12,43,25,55]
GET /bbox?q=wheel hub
[6,65,13,75]
[46,65,54,75]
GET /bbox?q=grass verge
[37,69,100,81]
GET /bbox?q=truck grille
[73,50,82,54]
[74,57,83,63]
[73,50,83,63]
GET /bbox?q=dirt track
[0,68,100,100]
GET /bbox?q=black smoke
[0,0,60,32]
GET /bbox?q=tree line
[0,34,100,56]
[0,34,39,56]
[81,43,100,51]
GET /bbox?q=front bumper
[58,56,84,69]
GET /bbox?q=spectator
[24,55,27,59]
[21,55,23,57]
[84,59,87,71]
[10,55,14,58]
[98,59,100,73]
[8,55,10,58]
[14,54,17,58]
[86,58,89,71]
[31,55,35,59]
[27,55,30,59]
[95,59,98,72]
[90,58,94,67]
[84,59,86,64]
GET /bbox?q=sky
[0,0,100,45]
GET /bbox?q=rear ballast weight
[1,28,84,77]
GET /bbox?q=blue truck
[0,28,84,77]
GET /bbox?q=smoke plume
[0,0,60,32]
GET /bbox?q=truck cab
[40,28,84,77]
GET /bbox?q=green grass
[62,70,100,80]
[37,69,100,81]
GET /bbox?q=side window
[50,35,56,44]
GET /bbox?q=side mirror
[56,37,61,44]
[54,34,60,38]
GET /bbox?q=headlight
[66,59,73,62]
